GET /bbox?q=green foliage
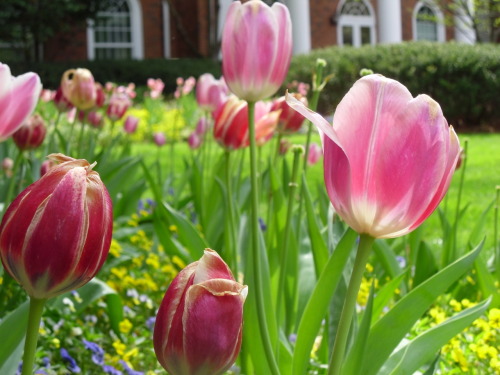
[287,42,500,130]
[7,58,222,96]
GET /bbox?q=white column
[454,0,476,43]
[284,0,311,55]
[377,0,402,43]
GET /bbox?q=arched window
[413,2,445,42]
[87,0,144,60]
[337,0,376,47]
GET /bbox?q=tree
[0,0,113,62]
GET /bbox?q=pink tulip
[87,111,104,128]
[154,132,166,147]
[106,92,131,121]
[123,115,139,134]
[196,73,229,113]
[0,63,42,141]
[214,96,280,150]
[60,68,98,110]
[222,0,292,101]
[271,93,307,134]
[188,132,202,149]
[147,78,165,99]
[2,157,14,177]
[39,159,56,177]
[307,142,322,166]
[12,114,47,150]
[40,89,54,102]
[287,75,460,238]
[0,153,113,299]
[154,249,247,375]
[195,117,208,135]
[53,87,74,113]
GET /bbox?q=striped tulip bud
[12,113,47,150]
[154,249,247,375]
[0,153,113,299]
[61,68,97,111]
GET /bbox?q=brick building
[43,0,475,62]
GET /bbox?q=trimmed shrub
[7,58,222,100]
[286,42,500,131]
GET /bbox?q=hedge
[7,58,222,99]
[286,42,500,131]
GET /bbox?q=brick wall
[142,0,164,59]
[43,23,88,62]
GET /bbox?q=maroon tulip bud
[53,87,74,113]
[154,249,247,375]
[87,111,104,129]
[12,113,47,150]
[39,159,56,177]
[0,154,113,299]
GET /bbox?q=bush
[7,58,222,99]
[286,42,500,131]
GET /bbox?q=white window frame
[337,0,376,47]
[412,1,446,42]
[87,0,144,60]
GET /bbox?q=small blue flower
[258,217,267,232]
[120,360,144,375]
[396,255,407,269]
[82,339,105,365]
[41,357,51,367]
[146,316,156,331]
[60,348,81,373]
[102,365,123,375]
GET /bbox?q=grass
[132,131,500,257]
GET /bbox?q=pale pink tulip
[0,63,42,141]
[196,74,229,113]
[287,75,461,239]
[188,132,202,149]
[195,117,208,135]
[154,132,166,147]
[147,78,165,99]
[106,92,131,121]
[222,0,292,102]
[307,143,322,166]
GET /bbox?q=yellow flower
[123,347,139,362]
[169,224,178,233]
[450,299,462,312]
[113,340,126,356]
[111,267,127,279]
[119,319,133,334]
[109,239,123,258]
[51,338,60,349]
[0,277,3,285]
[491,357,500,371]
[366,263,374,273]
[146,253,160,269]
[451,347,469,372]
[172,255,186,269]
[127,213,139,227]
[488,308,500,328]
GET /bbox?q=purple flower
[60,348,81,373]
[103,365,123,375]
[146,316,156,331]
[82,339,105,365]
[259,217,267,232]
[120,360,144,375]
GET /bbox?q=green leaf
[361,241,483,375]
[303,175,329,277]
[292,229,357,375]
[372,271,407,321]
[0,301,28,375]
[342,282,375,374]
[373,240,403,280]
[379,297,491,375]
[474,253,500,308]
[413,241,438,288]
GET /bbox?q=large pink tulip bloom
[222,0,292,102]
[0,63,42,141]
[287,75,461,238]
[196,73,229,113]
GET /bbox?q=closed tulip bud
[0,153,113,299]
[154,249,247,375]
[123,115,139,134]
[39,159,56,177]
[307,142,322,166]
[106,92,131,121]
[0,63,42,141]
[53,87,74,113]
[87,111,104,129]
[271,94,307,134]
[188,132,202,149]
[287,75,461,238]
[61,68,97,111]
[154,132,166,147]
[214,96,280,150]
[12,113,47,150]
[196,74,229,113]
[222,0,292,101]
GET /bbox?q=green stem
[328,234,375,375]
[21,297,47,375]
[450,139,468,265]
[274,132,283,162]
[276,146,302,333]
[2,150,24,217]
[76,116,86,158]
[247,101,280,375]
[224,150,238,276]
[495,186,500,283]
[302,88,321,175]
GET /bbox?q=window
[87,0,143,60]
[413,2,445,42]
[337,0,375,47]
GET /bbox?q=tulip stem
[224,150,238,276]
[276,146,302,333]
[328,234,374,375]
[247,101,280,375]
[21,297,47,375]
[2,150,24,217]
